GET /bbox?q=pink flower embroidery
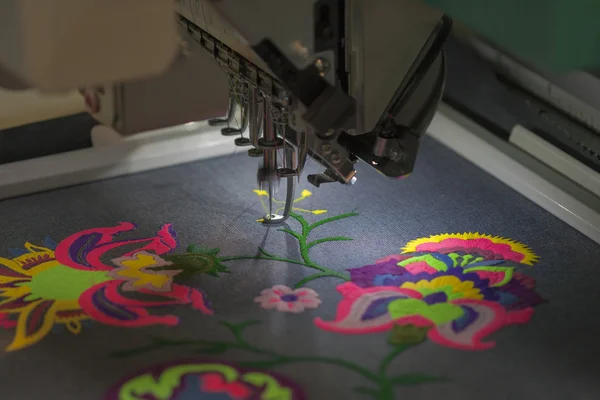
[315,233,545,351]
[57,223,212,328]
[0,222,212,351]
[255,285,321,313]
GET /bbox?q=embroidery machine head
[179,0,452,224]
[0,0,451,223]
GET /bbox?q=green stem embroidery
[374,345,411,399]
[308,212,360,230]
[307,236,353,249]
[218,212,357,287]
[377,345,409,377]
[219,249,312,268]
[279,212,356,287]
[112,320,443,400]
[294,271,346,288]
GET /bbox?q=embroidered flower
[108,251,180,292]
[255,285,321,313]
[315,233,544,350]
[0,223,211,351]
[107,360,305,400]
[400,232,539,265]
[253,189,327,222]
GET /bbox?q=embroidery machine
[0,0,451,224]
[1,1,599,243]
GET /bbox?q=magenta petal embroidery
[428,299,534,350]
[317,233,545,351]
[314,282,423,333]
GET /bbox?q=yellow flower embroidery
[400,276,484,300]
[253,189,327,222]
[108,251,180,293]
[0,243,102,351]
[402,233,539,266]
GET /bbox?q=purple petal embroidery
[348,262,404,288]
[361,296,405,321]
[451,305,478,333]
[70,233,103,267]
[496,275,544,310]
[423,292,448,305]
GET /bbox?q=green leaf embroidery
[307,237,353,249]
[388,325,430,347]
[162,247,229,279]
[388,298,464,325]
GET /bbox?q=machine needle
[268,184,273,217]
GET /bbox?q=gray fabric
[0,135,598,399]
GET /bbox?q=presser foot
[208,118,228,126]
[262,213,289,224]
[221,127,242,136]
[260,169,296,225]
[234,137,252,146]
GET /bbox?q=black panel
[0,113,95,164]
[314,0,348,91]
[253,39,329,107]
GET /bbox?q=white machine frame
[429,103,600,244]
[0,122,236,200]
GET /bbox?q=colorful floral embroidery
[401,233,539,265]
[0,223,211,351]
[109,204,550,398]
[114,320,443,400]
[315,233,544,350]
[106,359,305,400]
[255,285,321,313]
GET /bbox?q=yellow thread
[55,311,89,330]
[0,244,91,350]
[252,190,269,197]
[400,276,483,300]
[289,208,328,215]
[116,253,172,290]
[401,233,539,266]
[294,190,313,203]
[252,189,327,217]
[65,321,83,335]
[7,299,81,352]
